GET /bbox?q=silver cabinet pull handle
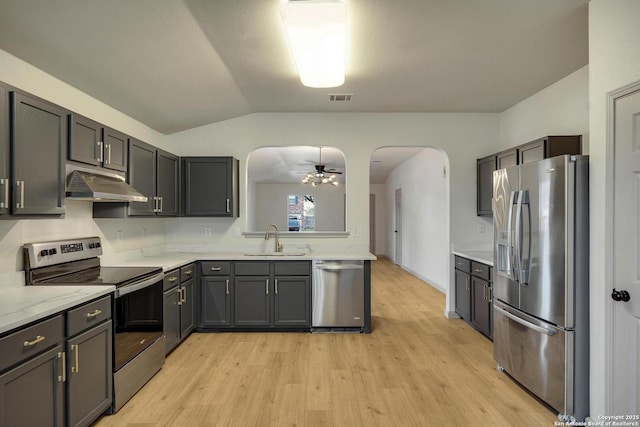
[275,279,278,295]
[483,284,487,301]
[24,335,45,347]
[107,143,112,164]
[265,279,269,295]
[184,270,192,276]
[180,287,187,304]
[211,267,221,271]
[0,178,7,208]
[159,196,163,213]
[16,180,25,209]
[71,344,79,373]
[226,198,230,213]
[225,279,229,295]
[169,277,178,283]
[58,351,66,382]
[97,141,103,163]
[466,276,469,291]
[474,268,482,273]
[86,309,102,319]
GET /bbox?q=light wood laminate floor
[95,258,557,426]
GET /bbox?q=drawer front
[471,261,491,281]
[200,261,231,276]
[164,269,180,291]
[180,263,196,282]
[274,261,310,276]
[0,315,64,372]
[235,262,270,276]
[454,256,471,273]
[66,296,112,337]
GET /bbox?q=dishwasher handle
[314,263,363,271]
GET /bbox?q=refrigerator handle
[502,190,517,280]
[494,305,557,336]
[509,190,519,280]
[515,190,530,284]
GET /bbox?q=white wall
[499,66,590,152]
[254,183,345,232]
[383,148,449,291]
[369,184,386,256]
[588,0,640,417]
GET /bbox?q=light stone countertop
[0,286,114,335]
[452,250,494,266]
[102,251,377,272]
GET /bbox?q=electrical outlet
[478,222,485,233]
[204,227,212,237]
[355,228,362,237]
[233,227,241,237]
[117,230,123,241]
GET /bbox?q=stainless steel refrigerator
[492,155,589,421]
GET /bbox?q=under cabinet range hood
[65,168,147,202]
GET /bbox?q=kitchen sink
[244,251,306,256]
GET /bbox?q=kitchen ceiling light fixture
[302,147,341,186]
[279,0,347,88]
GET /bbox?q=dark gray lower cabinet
[234,277,270,327]
[67,321,112,427]
[199,260,311,330]
[201,277,232,327]
[471,277,492,339]
[274,276,310,326]
[454,269,471,321]
[0,345,65,427]
[163,267,196,355]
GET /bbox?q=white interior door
[612,84,640,414]
[395,188,402,265]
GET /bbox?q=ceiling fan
[302,147,342,186]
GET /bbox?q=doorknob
[612,288,631,302]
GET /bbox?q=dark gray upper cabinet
[68,114,102,167]
[156,149,179,217]
[128,139,178,217]
[496,148,518,169]
[182,157,239,217]
[477,135,581,216]
[11,92,66,216]
[0,84,9,215]
[476,155,496,217]
[518,135,582,165]
[68,114,128,172]
[101,126,128,172]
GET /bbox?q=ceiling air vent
[329,94,353,102]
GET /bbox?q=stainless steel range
[23,236,165,413]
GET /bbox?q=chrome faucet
[265,224,283,252]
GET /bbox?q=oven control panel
[24,237,103,268]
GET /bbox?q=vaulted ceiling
[0,1,588,135]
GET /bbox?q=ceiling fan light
[280,0,347,88]
[331,181,339,186]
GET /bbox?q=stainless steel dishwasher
[312,260,365,330]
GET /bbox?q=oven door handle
[115,272,165,298]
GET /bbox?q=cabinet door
[11,92,66,216]
[274,276,310,327]
[497,148,518,169]
[518,138,545,164]
[101,127,127,172]
[180,279,196,338]
[201,277,232,327]
[471,277,492,339]
[128,139,156,216]
[476,155,496,216]
[68,114,101,167]
[67,321,113,427]
[163,287,181,354]
[156,150,178,217]
[0,84,10,215]
[454,269,471,321]
[234,277,270,327]
[0,345,65,427]
[182,157,238,217]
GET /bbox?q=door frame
[604,79,640,413]
[394,188,402,265]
